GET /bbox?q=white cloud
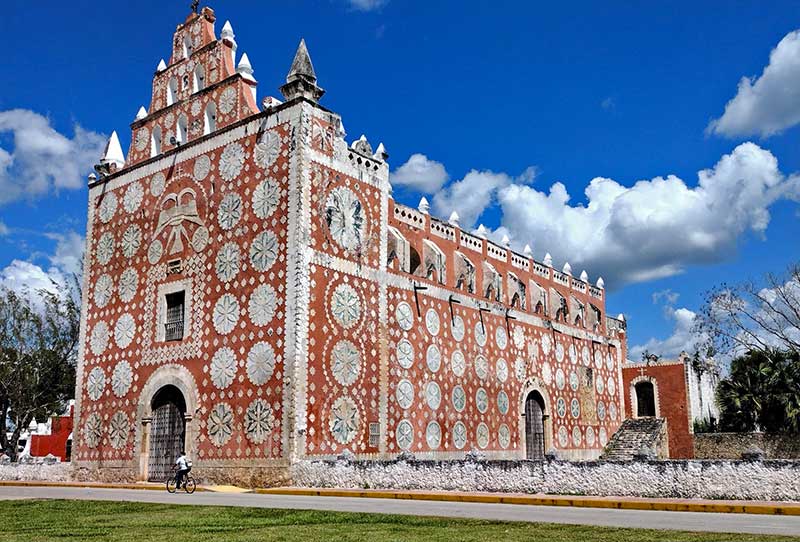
[45,231,85,278]
[708,30,800,138]
[390,154,449,193]
[0,259,67,298]
[432,167,537,228]
[629,307,700,361]
[652,289,680,306]
[347,0,387,11]
[490,143,800,288]
[0,222,8,236]
[0,109,106,205]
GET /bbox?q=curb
[0,481,210,492]
[254,487,800,516]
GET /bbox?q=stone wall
[292,458,800,501]
[695,433,800,459]
[0,463,71,482]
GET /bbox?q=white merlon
[476,224,488,238]
[156,59,167,72]
[135,106,147,120]
[417,197,430,214]
[562,262,572,276]
[337,119,346,137]
[237,53,255,80]
[221,20,235,39]
[596,277,605,289]
[580,270,589,282]
[448,211,460,227]
[261,96,282,109]
[544,253,553,267]
[501,234,510,247]
[373,142,388,161]
[523,244,532,257]
[101,131,125,168]
[617,313,625,321]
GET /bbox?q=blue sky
[1,0,799,361]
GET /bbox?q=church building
[73,6,628,485]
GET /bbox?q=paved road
[1,486,799,537]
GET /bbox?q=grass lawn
[0,499,798,542]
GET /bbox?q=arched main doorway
[635,381,656,417]
[524,391,546,460]
[147,385,186,482]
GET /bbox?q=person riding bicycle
[173,451,192,490]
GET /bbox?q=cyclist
[173,451,192,490]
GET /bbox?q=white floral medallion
[90,320,109,356]
[514,357,527,381]
[495,326,508,350]
[330,283,360,329]
[541,361,553,385]
[450,350,466,377]
[114,313,136,349]
[609,402,618,420]
[396,379,414,409]
[215,242,240,282]
[571,398,581,418]
[556,397,567,418]
[595,351,604,370]
[496,358,509,383]
[212,294,239,335]
[210,347,237,389]
[123,181,144,214]
[247,342,276,385]
[425,421,442,449]
[135,127,149,151]
[476,422,490,449]
[147,239,163,264]
[396,339,414,369]
[108,411,129,449]
[425,381,441,410]
[87,367,106,401]
[572,426,582,447]
[396,419,413,450]
[452,385,466,412]
[250,230,278,272]
[218,192,242,230]
[596,376,605,395]
[606,352,615,371]
[329,396,359,445]
[474,321,487,347]
[498,424,511,449]
[555,343,565,363]
[475,388,489,413]
[451,315,465,341]
[597,400,606,421]
[569,371,579,391]
[474,355,489,380]
[569,344,578,365]
[193,155,211,181]
[248,283,277,326]
[254,131,281,169]
[94,274,113,308]
[331,340,360,386]
[245,398,275,444]
[121,224,141,259]
[586,426,596,446]
[191,226,209,253]
[324,187,364,252]
[98,192,117,223]
[555,368,566,390]
[452,421,467,449]
[607,376,616,396]
[96,232,115,265]
[558,426,569,448]
[207,402,233,447]
[497,390,509,415]
[150,172,166,197]
[541,334,552,355]
[83,412,103,448]
[111,360,133,398]
[118,268,138,303]
[513,325,526,349]
[252,177,280,220]
[599,427,608,446]
[425,344,441,372]
[394,302,414,331]
[219,142,245,181]
[582,345,591,366]
[218,87,237,114]
[425,309,440,336]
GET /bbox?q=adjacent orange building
[73,6,629,485]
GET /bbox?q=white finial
[261,96,282,110]
[135,106,147,120]
[237,53,255,80]
[596,276,605,289]
[373,142,388,161]
[101,131,125,169]
[501,234,510,247]
[337,119,346,137]
[562,262,572,276]
[580,270,589,282]
[523,244,532,257]
[156,59,167,72]
[544,253,553,267]
[221,20,235,40]
[476,224,488,238]
[448,211,460,227]
[417,197,430,214]
[617,313,625,322]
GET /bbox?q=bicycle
[166,471,196,494]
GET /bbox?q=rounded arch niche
[517,380,553,460]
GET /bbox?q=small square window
[368,422,380,448]
[165,291,185,341]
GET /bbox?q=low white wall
[292,459,800,502]
[0,463,71,482]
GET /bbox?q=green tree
[0,282,80,461]
[716,349,800,433]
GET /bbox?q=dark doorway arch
[147,385,186,481]
[635,381,656,417]
[524,391,546,460]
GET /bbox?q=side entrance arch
[147,385,186,481]
[518,381,552,461]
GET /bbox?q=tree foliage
[696,263,800,359]
[716,349,800,433]
[0,281,80,460]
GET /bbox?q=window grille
[165,291,185,341]
[368,422,380,447]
